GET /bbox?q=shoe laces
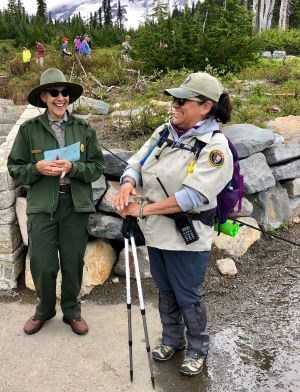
[183,356,203,368]
[156,343,172,354]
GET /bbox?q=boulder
[213,217,261,257]
[221,124,275,158]
[239,153,275,194]
[115,245,151,279]
[265,116,300,144]
[103,149,133,179]
[98,180,120,214]
[271,159,300,181]
[264,141,300,165]
[249,183,290,229]
[272,50,286,60]
[282,178,300,197]
[216,258,238,276]
[88,212,123,241]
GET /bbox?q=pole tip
[151,377,155,389]
[130,370,133,382]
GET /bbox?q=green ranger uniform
[7,111,105,320]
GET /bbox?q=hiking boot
[63,316,89,335]
[180,354,205,376]
[23,313,56,335]
[152,342,184,362]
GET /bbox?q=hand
[112,182,137,211]
[50,159,73,178]
[36,159,57,176]
[118,202,140,218]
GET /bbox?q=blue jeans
[148,247,209,356]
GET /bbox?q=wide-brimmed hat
[164,72,224,103]
[27,68,83,108]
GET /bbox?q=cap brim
[164,88,199,99]
[27,82,83,108]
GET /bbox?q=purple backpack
[216,136,244,223]
[195,131,244,224]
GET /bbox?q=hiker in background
[113,72,233,377]
[74,34,82,53]
[122,35,132,62]
[22,46,31,72]
[36,41,45,67]
[80,35,91,57]
[61,37,72,58]
[7,68,105,336]
[87,35,92,49]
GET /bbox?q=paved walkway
[0,301,162,392]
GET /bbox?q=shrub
[258,28,300,55]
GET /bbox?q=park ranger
[113,72,233,376]
[7,68,105,336]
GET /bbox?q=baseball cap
[164,72,224,102]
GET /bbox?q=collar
[169,117,220,142]
[47,111,68,125]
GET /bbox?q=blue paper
[44,142,80,162]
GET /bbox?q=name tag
[31,149,42,154]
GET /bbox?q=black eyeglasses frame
[46,88,70,98]
[172,97,204,106]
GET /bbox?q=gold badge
[80,144,85,152]
[209,150,224,167]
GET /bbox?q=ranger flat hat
[27,68,83,108]
[164,72,224,103]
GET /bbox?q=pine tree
[98,7,103,28]
[116,0,123,28]
[36,0,47,20]
[104,0,112,26]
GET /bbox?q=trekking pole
[124,236,133,382]
[130,231,155,389]
[233,218,300,247]
[122,217,155,388]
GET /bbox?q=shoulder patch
[209,150,224,167]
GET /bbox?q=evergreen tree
[116,0,123,28]
[104,0,112,26]
[36,0,47,20]
[98,7,103,28]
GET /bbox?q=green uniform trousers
[27,193,89,320]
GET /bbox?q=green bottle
[214,219,240,237]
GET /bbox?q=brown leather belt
[59,184,71,193]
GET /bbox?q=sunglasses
[172,97,204,106]
[47,88,70,98]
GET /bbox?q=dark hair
[197,93,232,124]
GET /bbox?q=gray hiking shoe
[152,342,184,362]
[180,354,205,376]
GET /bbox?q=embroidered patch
[209,150,224,167]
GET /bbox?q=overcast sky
[1,0,75,14]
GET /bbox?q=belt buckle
[59,185,68,194]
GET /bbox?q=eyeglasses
[172,97,204,106]
[47,88,70,98]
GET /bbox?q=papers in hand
[44,142,80,162]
